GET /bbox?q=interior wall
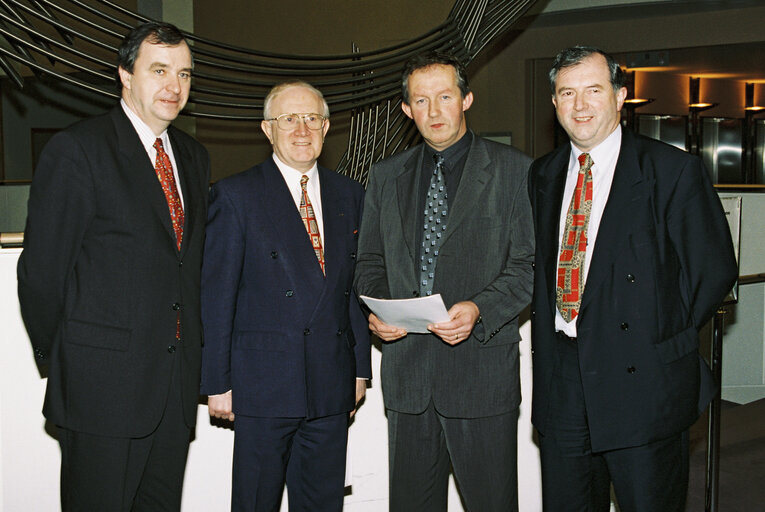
[467,4,765,158]
[193,0,451,180]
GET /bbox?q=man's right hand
[368,313,407,342]
[208,390,234,421]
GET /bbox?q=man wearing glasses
[200,81,370,511]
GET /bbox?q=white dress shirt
[272,153,324,243]
[555,125,622,336]
[120,99,184,208]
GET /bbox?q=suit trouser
[387,402,518,512]
[231,413,348,512]
[58,355,191,512]
[538,332,689,512]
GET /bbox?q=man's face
[261,86,330,172]
[119,40,192,136]
[552,53,627,153]
[401,64,473,152]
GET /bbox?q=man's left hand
[351,378,367,418]
[428,300,480,346]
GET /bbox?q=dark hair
[549,46,624,95]
[117,21,190,87]
[401,51,470,104]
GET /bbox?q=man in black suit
[201,81,371,511]
[528,46,737,511]
[354,51,534,511]
[17,22,209,511]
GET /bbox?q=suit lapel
[395,148,422,262]
[111,108,180,252]
[439,137,492,247]
[536,146,570,319]
[260,161,325,295]
[580,131,648,314]
[168,127,199,259]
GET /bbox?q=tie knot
[153,138,164,151]
[577,152,592,169]
[433,153,444,168]
[300,175,309,189]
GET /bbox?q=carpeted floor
[686,398,765,511]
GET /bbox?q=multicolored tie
[299,175,325,275]
[153,138,184,251]
[556,153,593,322]
[420,153,448,296]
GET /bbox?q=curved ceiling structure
[0,0,536,182]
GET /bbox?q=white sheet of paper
[359,294,450,333]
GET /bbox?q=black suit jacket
[355,136,534,418]
[18,106,210,437]
[529,128,737,452]
[200,159,371,419]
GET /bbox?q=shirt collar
[425,130,472,167]
[121,99,169,151]
[272,153,319,188]
[568,124,622,176]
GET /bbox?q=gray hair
[263,81,330,119]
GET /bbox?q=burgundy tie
[556,153,593,322]
[153,138,184,251]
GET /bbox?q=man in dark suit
[17,22,209,511]
[528,46,737,511]
[354,52,534,511]
[200,81,371,511]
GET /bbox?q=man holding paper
[354,51,534,511]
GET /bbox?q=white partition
[1,248,544,511]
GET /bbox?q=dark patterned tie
[556,153,593,322]
[420,153,448,296]
[299,175,325,275]
[153,138,184,251]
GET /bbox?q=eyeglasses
[266,113,327,131]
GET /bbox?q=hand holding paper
[360,294,450,334]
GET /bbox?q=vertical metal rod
[705,308,725,512]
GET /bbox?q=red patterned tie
[299,175,325,275]
[153,138,184,251]
[556,153,593,322]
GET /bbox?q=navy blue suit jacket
[200,158,371,419]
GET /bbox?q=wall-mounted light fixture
[688,77,717,111]
[622,71,654,130]
[687,77,717,155]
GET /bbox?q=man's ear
[261,120,274,144]
[118,66,131,90]
[401,102,413,120]
[461,91,474,112]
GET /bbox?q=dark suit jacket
[354,135,534,418]
[17,106,210,438]
[200,159,371,419]
[529,128,737,452]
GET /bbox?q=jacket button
[168,345,176,353]
[531,262,535,269]
[344,289,350,297]
[412,291,420,297]
[627,366,636,374]
[286,290,294,297]
[620,322,629,331]
[271,251,278,258]
[337,329,343,336]
[178,261,183,267]
[172,303,181,311]
[304,328,311,336]
[626,273,635,282]
[350,252,356,259]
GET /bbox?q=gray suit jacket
[354,135,534,418]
